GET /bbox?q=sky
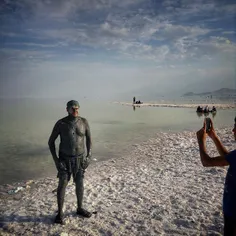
[0,0,235,100]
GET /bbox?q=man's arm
[196,124,229,167]
[211,135,229,157]
[84,119,92,156]
[48,121,60,167]
[197,138,229,167]
[207,119,229,157]
[81,118,92,170]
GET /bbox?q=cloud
[1,18,235,66]
[101,22,129,38]
[0,0,146,24]
[0,0,236,99]
[4,42,63,48]
[18,15,216,64]
[154,24,211,41]
[0,47,58,65]
[220,4,236,14]
[222,31,235,35]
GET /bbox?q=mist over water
[0,98,235,185]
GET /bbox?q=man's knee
[58,174,69,188]
[75,173,84,188]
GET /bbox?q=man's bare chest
[59,119,85,137]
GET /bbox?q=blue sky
[0,0,235,100]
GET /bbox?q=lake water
[0,98,235,185]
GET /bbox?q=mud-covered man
[48,100,92,224]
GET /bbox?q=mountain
[212,88,236,94]
[183,88,236,97]
[183,92,196,96]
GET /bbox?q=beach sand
[115,102,236,109]
[0,127,235,236]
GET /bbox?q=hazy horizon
[0,0,235,100]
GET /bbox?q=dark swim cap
[67,100,80,108]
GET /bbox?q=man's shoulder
[56,117,68,125]
[79,116,89,125]
[79,116,86,121]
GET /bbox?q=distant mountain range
[183,88,236,97]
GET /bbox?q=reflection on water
[196,112,217,119]
[132,105,141,111]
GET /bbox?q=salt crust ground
[0,127,235,236]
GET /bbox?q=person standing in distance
[48,100,92,224]
[196,118,236,235]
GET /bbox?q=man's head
[66,100,80,117]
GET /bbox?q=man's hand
[55,160,67,172]
[206,118,217,140]
[54,157,65,172]
[196,120,207,142]
[82,153,92,170]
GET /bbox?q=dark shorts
[57,154,84,182]
[224,215,236,236]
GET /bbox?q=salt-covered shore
[115,102,236,109]
[0,127,235,236]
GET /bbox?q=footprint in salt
[173,218,196,229]
[92,192,98,198]
[150,208,166,221]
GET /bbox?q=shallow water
[0,98,235,184]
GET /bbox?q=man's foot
[54,214,64,225]
[76,208,92,218]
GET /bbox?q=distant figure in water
[48,100,93,224]
[212,111,217,118]
[197,106,203,112]
[211,106,217,112]
[204,105,209,113]
[196,118,236,235]
[133,97,136,104]
[233,117,236,141]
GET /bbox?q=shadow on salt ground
[172,213,223,235]
[0,211,82,226]
[150,205,223,234]
[205,212,224,234]
[0,214,55,226]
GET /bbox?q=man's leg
[75,169,92,218]
[75,169,84,209]
[224,215,236,236]
[55,174,68,224]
